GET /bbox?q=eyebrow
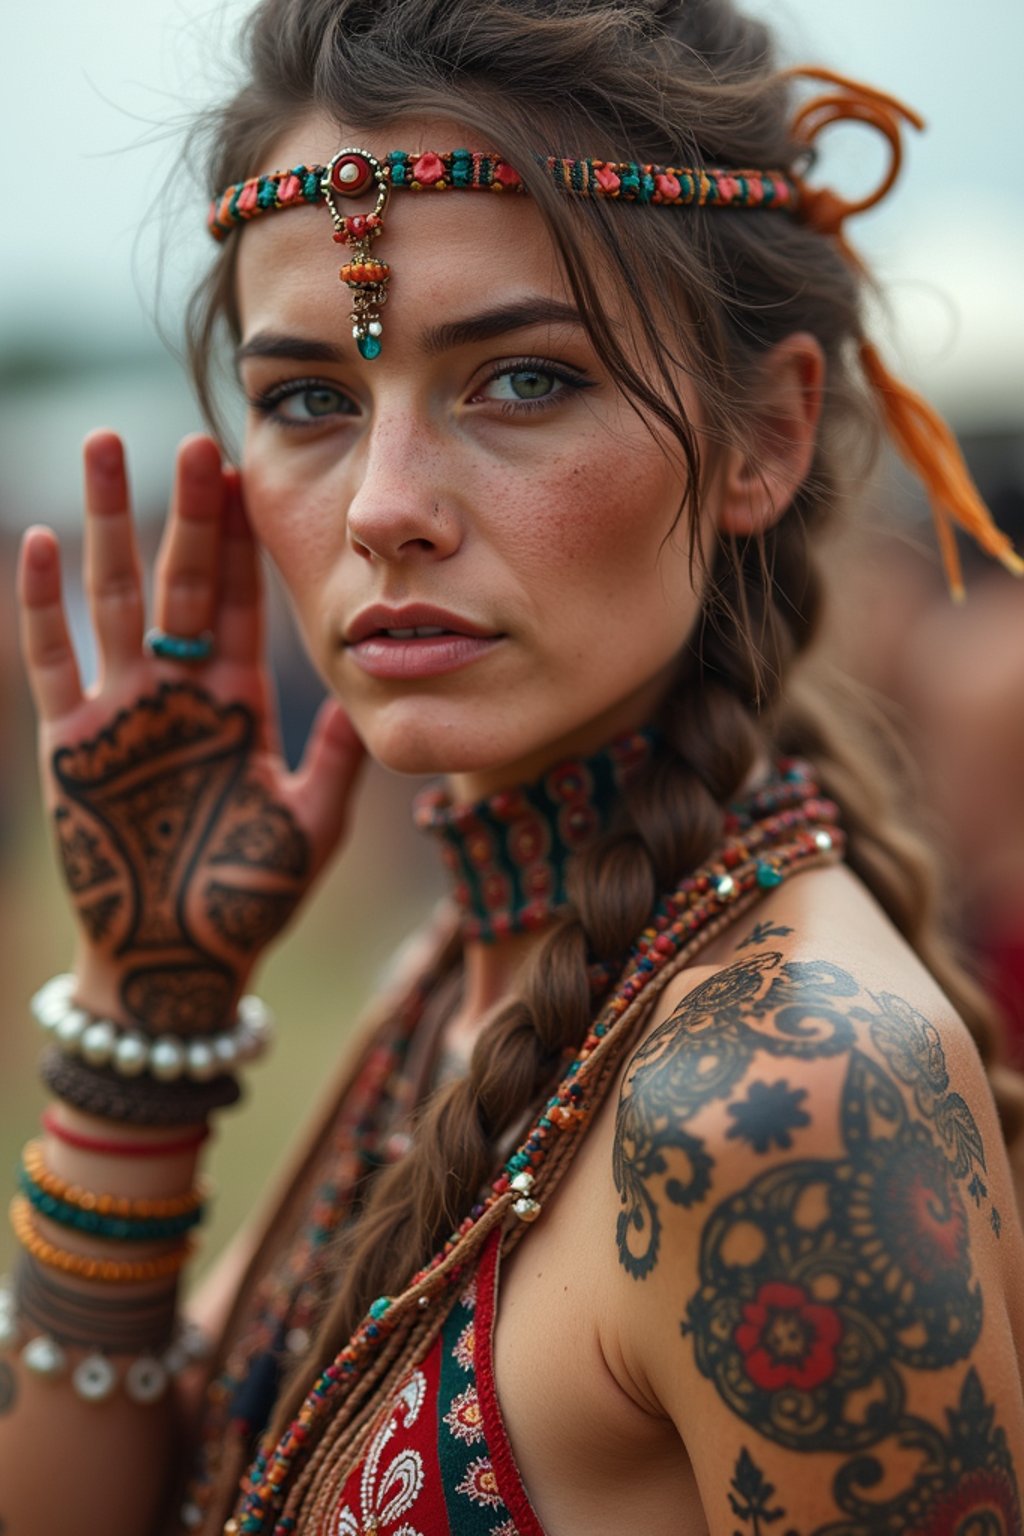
[234,297,585,367]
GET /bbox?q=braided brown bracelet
[40,1047,242,1127]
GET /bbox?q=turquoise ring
[145,628,215,663]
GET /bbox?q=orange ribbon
[786,65,1023,597]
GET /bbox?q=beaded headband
[207,66,1023,597]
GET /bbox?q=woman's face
[235,116,716,797]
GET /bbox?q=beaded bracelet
[39,1048,242,1127]
[0,1273,210,1406]
[22,1140,208,1218]
[18,1173,205,1243]
[31,973,273,1081]
[9,1197,194,1284]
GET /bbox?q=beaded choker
[412,730,657,942]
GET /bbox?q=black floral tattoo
[687,1048,979,1450]
[726,1080,810,1153]
[728,1449,797,1536]
[51,683,311,1033]
[613,949,1016,1530]
[613,954,857,1277]
[738,920,794,950]
[728,1369,1020,1534]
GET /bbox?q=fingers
[18,526,84,722]
[82,431,146,674]
[153,436,225,641]
[291,699,367,852]
[212,468,264,667]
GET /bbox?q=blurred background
[1,0,1023,1282]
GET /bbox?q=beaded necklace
[227,759,842,1534]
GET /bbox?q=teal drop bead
[357,334,382,360]
[756,861,783,889]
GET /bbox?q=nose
[346,415,463,565]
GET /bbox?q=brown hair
[181,0,1022,1512]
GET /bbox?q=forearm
[0,1104,212,1536]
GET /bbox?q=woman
[4,0,1024,1531]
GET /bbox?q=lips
[344,603,500,645]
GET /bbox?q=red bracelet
[41,1108,211,1158]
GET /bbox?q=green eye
[508,369,555,400]
[301,387,345,416]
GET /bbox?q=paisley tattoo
[728,1369,1021,1534]
[686,1048,980,1451]
[613,949,1015,1529]
[613,954,857,1277]
[50,683,311,1033]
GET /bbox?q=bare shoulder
[604,863,1024,1533]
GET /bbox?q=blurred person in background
[3,2,1024,1534]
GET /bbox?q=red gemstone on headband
[411,152,445,186]
[655,173,681,201]
[492,161,522,188]
[277,173,302,204]
[594,165,621,194]
[330,154,373,196]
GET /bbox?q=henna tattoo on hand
[203,880,302,953]
[0,1362,16,1415]
[51,683,312,1033]
[728,1369,1021,1534]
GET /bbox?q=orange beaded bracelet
[9,1198,194,1284]
[22,1140,209,1220]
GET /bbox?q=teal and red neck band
[412,729,659,944]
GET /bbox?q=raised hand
[17,431,365,1035]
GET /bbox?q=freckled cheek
[242,455,348,599]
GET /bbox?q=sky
[2,0,1023,529]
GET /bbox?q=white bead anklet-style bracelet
[31,974,273,1083]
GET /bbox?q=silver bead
[80,1019,117,1068]
[814,830,834,852]
[714,874,737,901]
[149,1036,186,1082]
[186,1040,218,1081]
[512,1196,542,1223]
[510,1171,535,1194]
[211,1032,237,1069]
[73,1353,117,1402]
[368,320,383,337]
[125,1355,168,1404]
[285,1327,310,1356]
[22,1335,67,1378]
[114,1032,150,1076]
[31,974,75,1028]
[338,161,360,184]
[211,1034,239,1070]
[417,1294,430,1309]
[55,1007,89,1053]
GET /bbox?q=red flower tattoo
[734,1281,843,1392]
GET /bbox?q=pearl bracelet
[0,1276,210,1405]
[31,973,273,1083]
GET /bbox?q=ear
[714,332,825,537]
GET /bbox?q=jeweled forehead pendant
[323,148,392,360]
